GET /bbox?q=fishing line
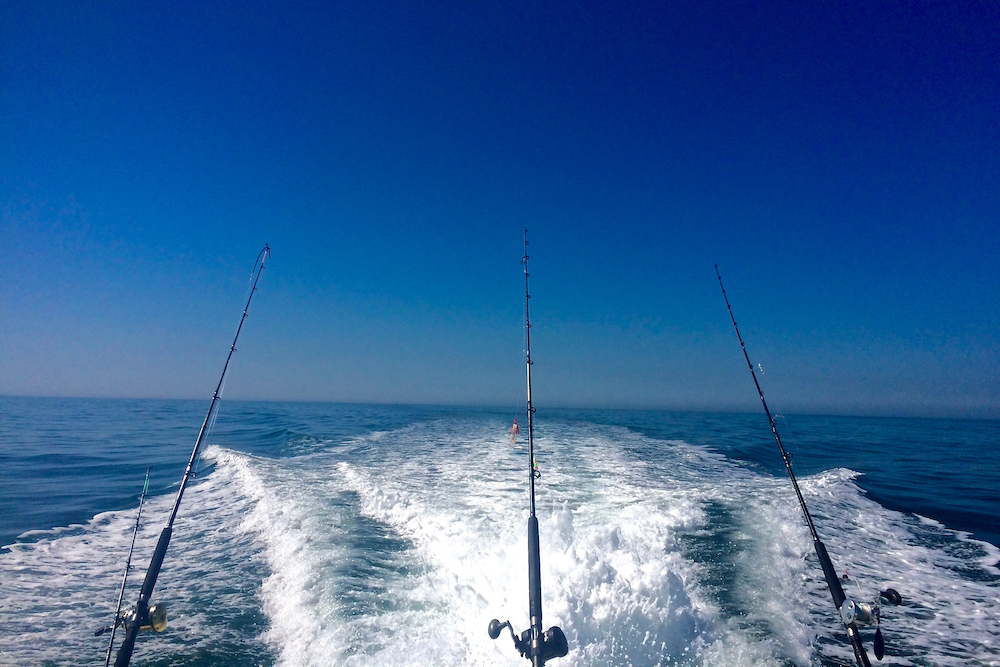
[95,468,152,667]
[773,411,803,487]
[194,387,224,478]
[190,247,260,477]
[109,244,270,667]
[739,328,805,472]
[508,283,532,451]
[715,264,902,667]
[488,231,567,666]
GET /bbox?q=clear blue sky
[2,1,998,417]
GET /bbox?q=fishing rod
[715,265,899,667]
[488,231,568,666]
[94,468,151,666]
[111,244,270,667]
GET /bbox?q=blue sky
[2,1,998,417]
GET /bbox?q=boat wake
[1,418,997,666]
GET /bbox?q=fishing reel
[489,619,568,665]
[95,602,167,637]
[839,587,901,661]
[133,602,168,633]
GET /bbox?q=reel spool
[123,602,168,634]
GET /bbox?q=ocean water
[0,397,997,666]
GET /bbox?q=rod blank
[715,265,871,667]
[113,245,270,667]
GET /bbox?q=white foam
[208,419,1000,665]
[2,418,997,666]
[317,422,782,665]
[0,451,268,665]
[794,469,1000,665]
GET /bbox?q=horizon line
[2,393,997,421]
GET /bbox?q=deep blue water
[1,397,997,666]
[0,398,440,547]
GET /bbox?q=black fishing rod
[488,232,568,666]
[94,468,151,666]
[715,265,899,666]
[111,245,270,667]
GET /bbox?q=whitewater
[1,401,998,666]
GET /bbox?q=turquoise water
[1,397,997,665]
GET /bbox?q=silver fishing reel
[840,598,876,626]
[839,587,901,627]
[839,587,901,661]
